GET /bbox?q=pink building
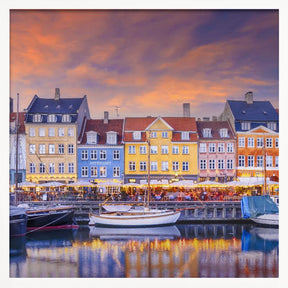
[196,120,237,182]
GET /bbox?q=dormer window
[241,122,250,131]
[86,131,98,144]
[107,131,117,145]
[133,131,141,140]
[62,114,71,123]
[181,131,190,140]
[47,114,57,123]
[203,128,212,138]
[33,114,42,123]
[219,128,228,138]
[267,122,277,131]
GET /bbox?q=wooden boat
[10,206,27,237]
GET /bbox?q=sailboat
[89,130,181,227]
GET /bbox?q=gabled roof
[196,121,236,140]
[10,112,26,134]
[227,100,279,122]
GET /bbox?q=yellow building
[123,116,198,183]
[24,89,90,184]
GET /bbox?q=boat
[10,205,27,237]
[89,130,181,227]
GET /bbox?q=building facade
[24,88,90,183]
[77,112,124,184]
[196,121,237,182]
[123,116,198,184]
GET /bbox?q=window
[113,167,120,177]
[238,137,245,147]
[150,132,157,138]
[203,128,212,138]
[62,114,71,122]
[162,131,168,138]
[39,128,45,137]
[100,150,107,160]
[248,137,254,148]
[267,122,277,131]
[151,161,158,171]
[58,144,65,154]
[209,143,216,153]
[48,128,55,137]
[29,163,36,173]
[199,143,207,153]
[140,161,147,171]
[91,167,97,177]
[49,144,55,154]
[113,150,120,160]
[58,128,64,137]
[87,132,97,144]
[47,114,56,123]
[81,166,88,177]
[33,114,42,122]
[161,145,168,154]
[151,146,158,154]
[200,159,207,170]
[182,162,189,171]
[107,132,117,144]
[218,143,225,153]
[209,159,215,170]
[68,128,74,137]
[219,128,228,138]
[100,167,107,177]
[227,159,233,170]
[266,138,273,148]
[275,138,279,148]
[29,128,35,137]
[161,161,168,171]
[29,144,36,154]
[182,146,189,154]
[257,138,264,148]
[248,156,254,167]
[39,144,45,154]
[227,143,234,153]
[238,155,245,167]
[133,131,141,140]
[257,156,263,167]
[68,144,74,154]
[49,163,55,174]
[128,145,136,154]
[218,159,224,169]
[58,163,64,173]
[275,156,279,167]
[81,150,88,160]
[241,122,250,131]
[172,146,179,154]
[140,146,147,154]
[129,162,136,171]
[266,156,273,167]
[91,150,97,160]
[181,131,189,140]
[172,162,179,171]
[68,163,74,173]
[39,163,45,174]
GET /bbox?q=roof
[227,100,279,122]
[10,112,26,134]
[80,119,124,145]
[196,121,236,140]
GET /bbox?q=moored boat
[10,206,27,237]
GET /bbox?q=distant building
[24,88,90,183]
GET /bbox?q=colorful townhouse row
[9,89,279,186]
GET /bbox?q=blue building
[77,112,124,188]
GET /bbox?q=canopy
[16,181,37,187]
[67,180,97,187]
[122,183,141,187]
[38,181,66,187]
[170,180,197,187]
[196,180,224,187]
[140,179,169,185]
[97,181,122,187]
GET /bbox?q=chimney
[104,111,109,124]
[212,116,217,121]
[245,91,253,104]
[203,117,210,121]
[55,88,60,100]
[183,103,190,117]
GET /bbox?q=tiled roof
[80,119,124,145]
[196,121,236,140]
[227,100,279,121]
[10,112,26,134]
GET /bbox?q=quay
[22,200,245,224]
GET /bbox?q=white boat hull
[89,209,181,227]
[251,213,279,226]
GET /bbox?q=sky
[10,9,279,119]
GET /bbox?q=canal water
[10,223,278,278]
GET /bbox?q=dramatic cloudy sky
[10,9,279,119]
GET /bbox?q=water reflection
[10,224,279,278]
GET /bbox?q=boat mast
[147,130,151,207]
[263,144,267,195]
[15,93,20,205]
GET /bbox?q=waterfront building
[196,120,237,182]
[77,112,124,186]
[24,88,90,183]
[123,116,198,184]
